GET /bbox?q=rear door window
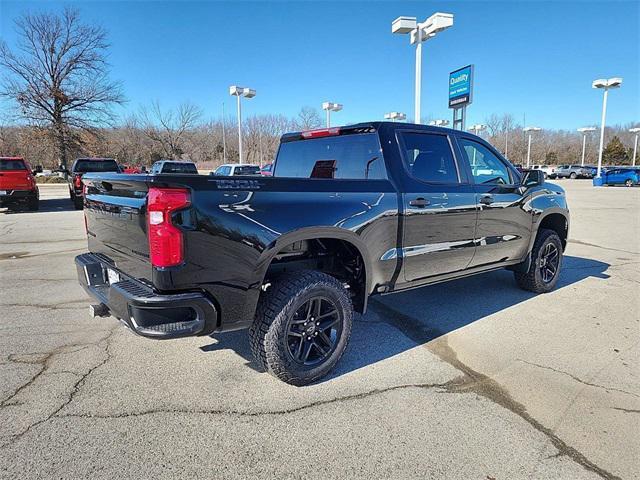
[0,159,27,171]
[274,133,386,179]
[399,132,459,184]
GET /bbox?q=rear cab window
[161,162,198,174]
[234,166,260,176]
[73,159,120,173]
[274,132,386,180]
[0,158,27,171]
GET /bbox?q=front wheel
[570,172,577,179]
[250,270,353,386]
[515,229,563,293]
[625,179,633,187]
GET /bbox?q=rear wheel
[515,229,563,293]
[250,270,353,386]
[27,196,39,211]
[570,172,577,179]
[625,179,633,187]
[73,195,83,210]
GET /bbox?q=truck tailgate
[83,175,151,282]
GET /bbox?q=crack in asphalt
[0,327,117,449]
[568,239,640,256]
[612,407,640,414]
[516,359,640,399]
[368,300,621,480]
[0,301,88,311]
[56,382,449,420]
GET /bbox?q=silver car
[555,164,593,179]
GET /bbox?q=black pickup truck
[76,122,569,385]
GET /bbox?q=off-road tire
[73,195,83,210]
[27,196,39,211]
[515,229,563,293]
[249,270,353,386]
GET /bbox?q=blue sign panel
[449,65,474,108]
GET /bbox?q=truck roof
[280,121,462,143]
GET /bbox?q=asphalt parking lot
[1,181,638,480]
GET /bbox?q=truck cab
[76,122,569,385]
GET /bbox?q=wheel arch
[254,227,373,313]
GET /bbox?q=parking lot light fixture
[322,102,343,127]
[428,119,449,126]
[229,86,256,163]
[384,112,407,122]
[523,127,542,168]
[468,124,486,135]
[392,12,454,124]
[630,127,640,166]
[577,127,597,166]
[593,77,622,179]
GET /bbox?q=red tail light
[147,187,190,268]
[74,174,82,188]
[301,127,340,139]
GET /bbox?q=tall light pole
[577,127,596,166]
[523,127,541,168]
[229,86,256,163]
[428,119,449,126]
[392,12,454,124]
[385,112,407,122]
[322,102,342,127]
[221,102,227,163]
[629,127,640,166]
[592,77,622,180]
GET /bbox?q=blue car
[602,168,639,186]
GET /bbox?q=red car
[260,163,273,176]
[0,157,40,211]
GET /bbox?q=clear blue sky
[1,0,638,130]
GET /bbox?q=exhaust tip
[89,303,110,318]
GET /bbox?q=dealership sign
[449,65,474,108]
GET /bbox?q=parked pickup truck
[0,156,41,211]
[76,122,569,385]
[66,158,120,210]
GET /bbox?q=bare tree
[139,101,203,159]
[294,106,322,130]
[0,7,124,168]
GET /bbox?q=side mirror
[521,169,544,188]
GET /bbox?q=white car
[212,164,261,176]
[531,164,557,179]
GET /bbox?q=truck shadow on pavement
[201,255,610,384]
[1,198,75,214]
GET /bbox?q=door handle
[409,197,430,208]
[479,194,494,205]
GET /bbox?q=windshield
[73,159,119,173]
[0,159,27,171]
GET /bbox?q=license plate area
[106,267,121,285]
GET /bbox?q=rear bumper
[75,253,218,339]
[0,189,37,204]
